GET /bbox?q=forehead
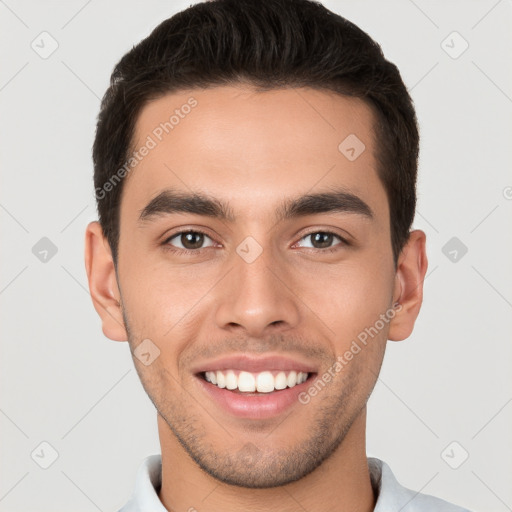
[122,85,388,227]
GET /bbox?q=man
[84,0,471,510]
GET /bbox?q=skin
[85,85,427,512]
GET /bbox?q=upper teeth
[204,370,308,393]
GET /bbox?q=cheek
[118,255,216,352]
[296,257,394,344]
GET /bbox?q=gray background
[1,0,511,511]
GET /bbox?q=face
[86,85,425,488]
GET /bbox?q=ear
[84,221,128,341]
[388,229,428,342]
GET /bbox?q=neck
[157,408,376,512]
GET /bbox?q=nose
[213,244,301,337]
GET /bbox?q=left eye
[165,231,215,250]
[296,232,345,250]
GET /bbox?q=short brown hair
[93,0,419,268]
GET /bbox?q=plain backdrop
[1,1,511,511]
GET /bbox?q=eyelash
[161,229,349,256]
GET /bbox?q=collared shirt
[118,454,472,512]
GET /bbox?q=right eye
[163,230,217,253]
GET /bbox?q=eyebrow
[138,187,374,224]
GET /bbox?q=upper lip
[191,354,318,374]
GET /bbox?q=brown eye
[165,230,215,251]
[296,231,347,250]
[180,232,204,249]
[310,232,335,249]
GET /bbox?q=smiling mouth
[199,369,315,393]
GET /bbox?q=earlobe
[84,221,128,342]
[387,229,428,342]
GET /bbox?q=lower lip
[195,374,314,419]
